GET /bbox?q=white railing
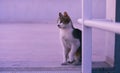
[80,0,120,73]
[78,19,120,73]
[78,19,120,34]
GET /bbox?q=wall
[92,0,106,61]
[0,0,81,23]
[0,0,105,23]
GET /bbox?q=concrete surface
[0,71,81,73]
[0,23,82,72]
[0,23,111,73]
[0,23,106,67]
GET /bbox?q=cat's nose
[57,25,60,28]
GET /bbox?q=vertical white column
[105,0,116,67]
[81,0,92,73]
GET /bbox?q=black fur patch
[72,28,82,62]
[72,28,82,40]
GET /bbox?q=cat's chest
[60,29,74,41]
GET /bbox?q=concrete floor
[0,71,81,73]
[0,23,62,67]
[0,23,108,73]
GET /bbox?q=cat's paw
[61,62,69,65]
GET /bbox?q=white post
[81,0,92,73]
[105,0,116,67]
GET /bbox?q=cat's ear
[64,11,69,17]
[59,12,63,17]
